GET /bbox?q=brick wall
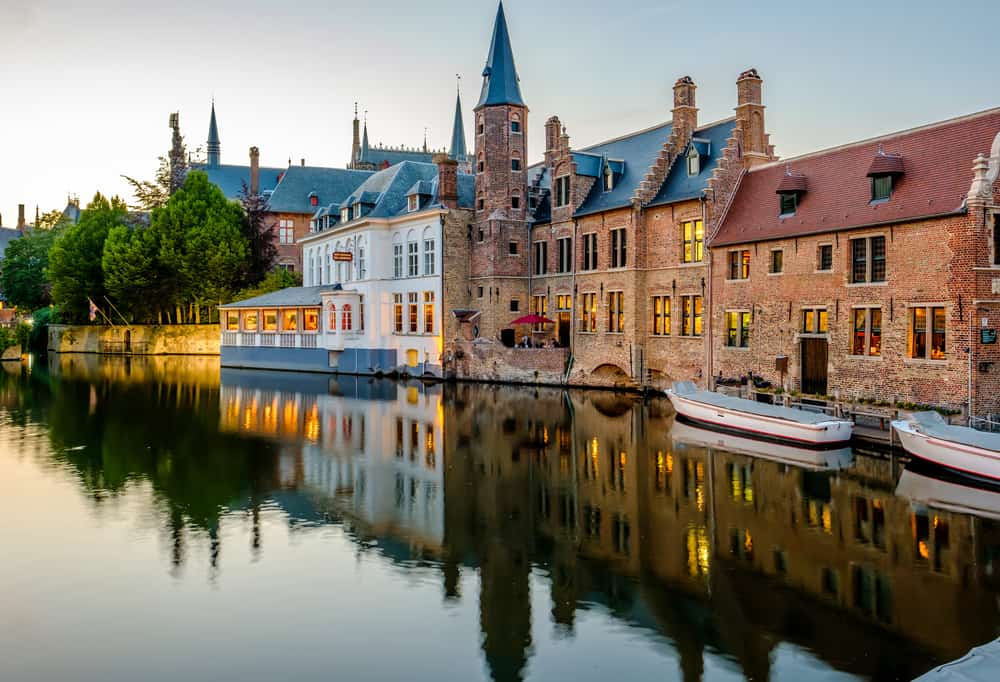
[269,210,312,272]
[444,339,568,385]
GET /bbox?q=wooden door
[801,338,828,396]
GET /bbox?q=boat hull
[666,392,853,447]
[892,420,1000,486]
[671,420,853,470]
[895,464,1000,518]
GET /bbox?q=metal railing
[970,416,1000,433]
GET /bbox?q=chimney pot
[301,158,305,167]
[434,153,459,209]
[249,146,261,196]
[17,204,26,231]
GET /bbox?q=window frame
[407,292,419,334]
[606,290,624,334]
[423,238,436,276]
[533,240,548,275]
[681,220,704,263]
[993,213,1000,266]
[610,228,627,269]
[680,295,703,337]
[581,232,598,271]
[727,249,751,280]
[407,195,419,212]
[817,243,834,272]
[850,306,882,357]
[724,310,752,348]
[554,176,570,208]
[580,292,597,333]
[508,241,519,256]
[423,291,435,335]
[779,192,798,217]
[393,294,404,334]
[651,295,671,336]
[770,249,783,275]
[801,307,829,335]
[407,240,419,277]
[871,175,893,203]
[907,304,947,361]
[557,237,572,273]
[850,235,887,284]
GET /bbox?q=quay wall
[48,324,220,355]
[444,340,569,386]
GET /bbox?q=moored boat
[895,464,1000,521]
[665,381,853,447]
[671,420,853,470]
[892,412,1000,486]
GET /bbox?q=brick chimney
[434,153,459,209]
[544,116,562,165]
[17,204,25,231]
[300,158,305,167]
[736,68,770,167]
[249,146,260,196]
[672,76,698,138]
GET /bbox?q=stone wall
[48,324,221,355]
[444,339,567,386]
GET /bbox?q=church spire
[476,1,525,110]
[450,80,468,162]
[206,100,221,167]
[362,113,370,158]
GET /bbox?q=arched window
[357,238,367,279]
[511,153,522,172]
[323,246,331,284]
[342,304,353,331]
[511,191,521,210]
[328,303,337,332]
[477,115,484,136]
[510,113,522,134]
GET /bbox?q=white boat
[892,412,1000,485]
[665,381,853,447]
[671,420,853,470]
[895,466,1000,521]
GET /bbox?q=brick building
[711,109,1000,417]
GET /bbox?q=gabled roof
[573,121,673,217]
[476,2,525,109]
[266,166,373,214]
[649,118,737,208]
[714,108,1000,246]
[195,163,286,201]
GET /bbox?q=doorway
[557,313,570,347]
[800,338,828,396]
[123,329,132,354]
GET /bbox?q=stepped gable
[714,107,1000,246]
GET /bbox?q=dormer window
[687,147,700,176]
[779,193,798,216]
[867,146,904,204]
[354,202,362,218]
[603,165,614,192]
[341,207,350,222]
[871,175,893,202]
[408,195,419,212]
[775,167,807,217]
[309,192,319,207]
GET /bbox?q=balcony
[222,332,322,350]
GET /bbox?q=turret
[207,101,221,167]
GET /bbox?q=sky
[1,0,999,227]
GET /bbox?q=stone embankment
[48,324,220,355]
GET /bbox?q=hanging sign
[332,252,353,262]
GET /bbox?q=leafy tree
[37,209,71,230]
[0,227,59,311]
[238,181,277,287]
[122,156,172,211]
[102,225,163,323]
[48,193,129,323]
[233,268,300,302]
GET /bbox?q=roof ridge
[578,119,673,152]
[749,106,1000,172]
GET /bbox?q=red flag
[88,298,98,322]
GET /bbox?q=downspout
[702,191,713,390]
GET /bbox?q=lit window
[770,250,783,274]
[851,307,882,356]
[651,296,670,336]
[423,292,435,334]
[531,295,547,332]
[408,293,418,333]
[242,310,258,331]
[226,311,239,331]
[341,304,352,331]
[607,291,624,333]
[281,309,297,331]
[725,311,751,347]
[328,303,337,332]
[728,250,750,280]
[681,220,704,263]
[681,295,702,337]
[909,306,946,360]
[802,308,828,334]
[303,309,319,332]
[262,309,278,332]
[580,293,597,332]
[393,294,403,333]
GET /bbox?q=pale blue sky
[1,0,998,226]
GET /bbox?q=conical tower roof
[450,91,468,161]
[207,101,221,166]
[476,2,525,109]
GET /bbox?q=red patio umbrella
[509,314,556,325]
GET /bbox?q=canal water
[1,356,998,682]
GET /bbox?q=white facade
[299,208,445,375]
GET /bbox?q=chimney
[736,68,769,167]
[249,146,260,196]
[434,153,459,209]
[544,116,562,165]
[17,204,25,231]
[301,158,305,167]
[672,76,698,137]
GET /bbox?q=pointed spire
[361,112,370,158]
[207,100,221,167]
[450,85,468,162]
[476,2,525,110]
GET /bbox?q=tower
[207,101,221,167]
[471,2,530,342]
[450,85,468,165]
[735,69,771,167]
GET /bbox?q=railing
[970,416,1000,433]
[225,332,324,350]
[279,333,297,348]
[301,335,318,348]
[260,333,276,347]
[222,332,238,346]
[241,333,257,346]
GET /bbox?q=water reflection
[1,354,999,682]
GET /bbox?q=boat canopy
[909,411,1000,453]
[671,381,839,426]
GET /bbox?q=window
[511,158,522,171]
[532,295,547,332]
[243,309,258,331]
[341,208,350,223]
[851,307,882,356]
[581,233,597,270]
[909,306,946,360]
[610,228,626,268]
[226,311,239,331]
[871,175,893,202]
[557,237,572,273]
[262,309,278,332]
[304,309,318,332]
[357,246,367,280]
[779,192,798,216]
[358,295,365,331]
[603,167,614,192]
[408,293,418,333]
[818,244,833,271]
[408,195,418,212]
[393,294,403,333]
[851,236,886,283]
[682,220,704,263]
[802,308,829,334]
[511,119,521,133]
[423,239,435,275]
[511,194,520,209]
[282,309,298,331]
[477,227,485,242]
[687,147,700,176]
[728,250,750,280]
[477,197,484,211]
[342,304,352,331]
[477,158,484,173]
[681,295,702,336]
[994,214,1000,265]
[393,243,403,278]
[580,293,597,332]
[556,294,572,310]
[278,219,295,245]
[508,241,518,256]
[607,291,624,333]
[725,311,751,347]
[423,292,435,334]
[477,286,484,298]
[770,250,783,274]
[533,241,548,275]
[407,240,419,277]
[510,299,520,312]
[477,117,484,135]
[554,176,570,207]
[651,296,670,336]
[328,303,337,331]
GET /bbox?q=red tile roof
[713,108,1000,246]
[775,171,808,193]
[866,150,905,177]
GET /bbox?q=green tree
[48,193,128,323]
[233,268,300,302]
[0,227,60,311]
[102,225,163,323]
[37,208,71,230]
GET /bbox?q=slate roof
[220,285,342,309]
[714,108,1000,246]
[476,2,525,109]
[267,166,373,215]
[648,118,737,207]
[573,121,673,217]
[195,163,286,201]
[358,145,436,168]
[0,227,21,260]
[450,92,469,161]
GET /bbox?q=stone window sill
[724,346,751,351]
[846,354,882,360]
[846,281,888,288]
[903,358,948,366]
[814,269,834,274]
[972,266,1000,271]
[725,278,750,283]
[678,261,705,268]
[677,335,703,340]
[767,272,783,277]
